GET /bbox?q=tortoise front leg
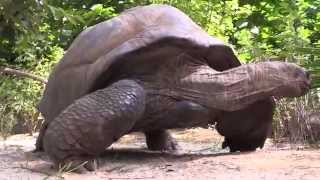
[216,98,274,152]
[43,80,146,171]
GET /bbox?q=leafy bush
[0,46,62,138]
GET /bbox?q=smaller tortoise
[37,5,311,170]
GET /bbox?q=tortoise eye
[294,71,302,79]
[306,71,310,79]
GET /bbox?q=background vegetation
[0,0,319,143]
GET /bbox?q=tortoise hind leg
[34,123,45,152]
[43,80,146,171]
[34,119,50,152]
[145,130,177,151]
[145,101,211,151]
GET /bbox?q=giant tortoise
[36,5,311,170]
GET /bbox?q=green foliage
[0,46,63,137]
[150,0,319,64]
[0,0,45,62]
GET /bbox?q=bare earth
[0,128,319,180]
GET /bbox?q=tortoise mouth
[275,80,311,98]
[299,69,312,94]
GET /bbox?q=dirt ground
[0,128,319,180]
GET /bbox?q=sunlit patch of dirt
[0,128,319,180]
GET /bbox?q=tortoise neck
[173,63,283,111]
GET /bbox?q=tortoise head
[255,61,311,98]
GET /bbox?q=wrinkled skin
[38,5,311,171]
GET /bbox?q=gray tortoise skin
[36,5,311,170]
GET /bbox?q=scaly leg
[43,80,146,171]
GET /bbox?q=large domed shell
[38,4,241,122]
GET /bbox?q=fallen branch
[0,66,47,84]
